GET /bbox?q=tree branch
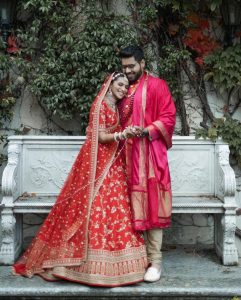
[181,60,215,123]
[176,63,190,135]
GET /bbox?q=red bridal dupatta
[13,76,146,286]
[123,72,176,231]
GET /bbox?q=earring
[107,89,113,99]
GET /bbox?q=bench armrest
[216,144,236,209]
[1,143,21,207]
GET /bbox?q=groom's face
[121,56,145,84]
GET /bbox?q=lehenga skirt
[13,152,147,287]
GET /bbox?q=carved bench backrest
[6,136,226,199]
[168,139,215,196]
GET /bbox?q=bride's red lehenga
[13,75,147,287]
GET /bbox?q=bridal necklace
[119,79,140,125]
[105,93,117,111]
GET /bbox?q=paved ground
[0,247,241,299]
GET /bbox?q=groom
[118,45,176,282]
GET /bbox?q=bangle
[113,132,119,142]
[122,129,128,139]
[114,131,127,141]
[118,132,124,140]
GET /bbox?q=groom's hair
[119,45,144,62]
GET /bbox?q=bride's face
[111,76,129,101]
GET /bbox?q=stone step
[0,248,241,300]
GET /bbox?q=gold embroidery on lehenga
[50,246,147,285]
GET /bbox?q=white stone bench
[0,136,238,266]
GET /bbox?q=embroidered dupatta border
[42,75,119,268]
[63,74,119,263]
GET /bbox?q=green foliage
[158,45,190,99]
[0,51,16,166]
[196,116,241,166]
[0,84,15,166]
[12,0,227,134]
[1,0,241,171]
[204,45,241,94]
[10,0,137,133]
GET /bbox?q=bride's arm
[98,126,143,144]
[98,131,116,144]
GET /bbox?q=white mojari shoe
[144,265,162,282]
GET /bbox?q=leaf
[208,127,218,138]
[203,72,214,81]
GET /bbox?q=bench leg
[214,214,238,265]
[0,207,17,265]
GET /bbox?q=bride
[13,72,147,287]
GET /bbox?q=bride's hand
[123,126,143,138]
[132,126,143,137]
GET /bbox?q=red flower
[183,14,220,66]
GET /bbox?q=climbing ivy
[0,39,16,166]
[3,0,137,133]
[158,45,190,99]
[204,45,241,94]
[1,0,241,165]
[196,116,241,166]
[127,0,241,163]
[197,44,241,166]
